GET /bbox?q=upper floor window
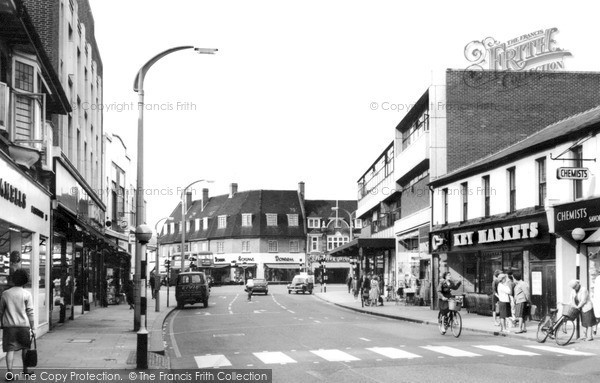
[307,218,320,229]
[482,176,490,218]
[327,235,349,251]
[442,188,448,224]
[202,217,208,230]
[218,215,227,229]
[242,240,250,253]
[268,240,278,253]
[216,241,224,254]
[461,183,468,221]
[537,157,547,207]
[508,167,516,213]
[572,146,583,200]
[195,218,200,231]
[242,214,252,227]
[400,110,429,151]
[290,240,299,253]
[266,214,277,226]
[311,236,319,252]
[287,214,299,227]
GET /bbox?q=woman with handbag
[513,272,531,334]
[0,269,35,377]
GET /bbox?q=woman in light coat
[591,275,600,334]
[369,276,380,306]
[569,279,595,341]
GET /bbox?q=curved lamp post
[572,227,585,339]
[154,217,173,311]
[133,45,217,368]
[180,179,214,273]
[331,206,357,242]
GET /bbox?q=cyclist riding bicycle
[437,271,462,334]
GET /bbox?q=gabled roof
[160,189,305,244]
[430,105,600,187]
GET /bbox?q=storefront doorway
[530,261,556,320]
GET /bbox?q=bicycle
[438,297,462,338]
[536,304,579,346]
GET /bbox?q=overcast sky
[88,0,597,229]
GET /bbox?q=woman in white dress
[369,276,380,306]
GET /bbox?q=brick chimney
[298,181,305,203]
[201,188,209,211]
[229,183,238,198]
[185,191,193,210]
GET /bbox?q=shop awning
[264,263,301,269]
[329,238,395,257]
[213,264,231,269]
[584,228,600,244]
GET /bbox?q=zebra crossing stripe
[421,346,481,357]
[310,349,360,362]
[525,345,596,356]
[253,352,297,364]
[194,355,232,368]
[367,347,422,359]
[473,345,539,356]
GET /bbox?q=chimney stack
[185,191,193,210]
[298,181,305,202]
[229,183,238,198]
[201,188,209,211]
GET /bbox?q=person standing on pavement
[0,269,35,377]
[360,273,371,307]
[352,276,359,302]
[513,272,531,334]
[149,271,156,300]
[568,279,595,341]
[507,271,517,327]
[369,275,380,307]
[497,274,512,333]
[491,269,502,326]
[346,273,353,294]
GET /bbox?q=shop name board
[454,222,539,247]
[238,256,254,263]
[275,256,294,262]
[0,178,27,208]
[553,197,600,232]
[214,257,226,263]
[556,167,589,180]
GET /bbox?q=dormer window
[308,218,320,229]
[195,218,200,231]
[266,214,277,226]
[202,217,208,230]
[242,214,252,227]
[287,214,299,227]
[218,215,227,229]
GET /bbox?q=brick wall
[22,0,60,68]
[76,0,103,76]
[445,70,600,173]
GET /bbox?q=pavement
[1,284,597,371]
[314,284,600,350]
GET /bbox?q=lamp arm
[134,46,195,92]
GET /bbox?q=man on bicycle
[437,271,462,334]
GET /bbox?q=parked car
[175,272,210,309]
[248,279,268,295]
[287,275,314,294]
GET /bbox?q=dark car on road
[176,271,210,309]
[247,279,268,295]
[287,275,314,294]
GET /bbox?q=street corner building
[428,105,600,319]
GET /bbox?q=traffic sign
[557,167,589,180]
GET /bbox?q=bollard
[136,328,148,369]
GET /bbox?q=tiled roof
[430,105,600,187]
[159,189,305,244]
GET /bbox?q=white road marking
[473,345,539,356]
[310,349,360,362]
[168,310,182,358]
[287,310,295,314]
[525,345,595,356]
[194,355,232,368]
[367,347,422,359]
[314,320,321,323]
[421,346,480,357]
[359,338,371,342]
[253,352,297,364]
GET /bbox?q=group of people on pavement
[350,272,385,307]
[491,270,531,334]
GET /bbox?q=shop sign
[275,256,294,262]
[556,167,589,180]
[453,222,539,247]
[554,197,600,232]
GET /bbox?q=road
[164,285,600,383]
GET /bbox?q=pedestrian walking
[0,269,35,376]
[513,272,531,334]
[568,279,595,341]
[507,271,517,327]
[369,276,380,307]
[346,273,353,294]
[497,274,512,333]
[246,273,254,301]
[149,271,156,300]
[352,276,359,301]
[491,269,502,326]
[360,273,370,307]
[125,279,134,309]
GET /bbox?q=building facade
[0,0,71,336]
[159,183,307,284]
[429,106,600,318]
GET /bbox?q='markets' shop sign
[553,197,600,232]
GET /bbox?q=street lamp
[154,217,173,311]
[133,45,217,368]
[180,179,214,274]
[571,227,585,340]
[331,205,357,241]
[135,224,152,370]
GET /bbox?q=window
[537,157,546,207]
[268,240,278,252]
[327,235,349,251]
[216,242,224,254]
[242,214,252,227]
[266,214,277,226]
[290,240,299,253]
[218,215,227,229]
[400,110,429,151]
[508,167,516,213]
[572,146,583,199]
[242,241,250,253]
[12,59,43,146]
[308,218,320,228]
[287,214,299,227]
[354,219,363,229]
[311,236,319,251]
[111,163,125,231]
[169,223,174,234]
[202,217,208,230]
[442,188,448,224]
[482,176,490,218]
[195,218,200,231]
[461,183,468,221]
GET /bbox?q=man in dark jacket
[360,273,371,307]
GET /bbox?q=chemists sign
[554,197,600,232]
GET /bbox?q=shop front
[550,197,600,305]
[0,153,52,335]
[307,254,352,284]
[212,254,257,284]
[262,254,303,284]
[430,211,554,318]
[329,238,395,285]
